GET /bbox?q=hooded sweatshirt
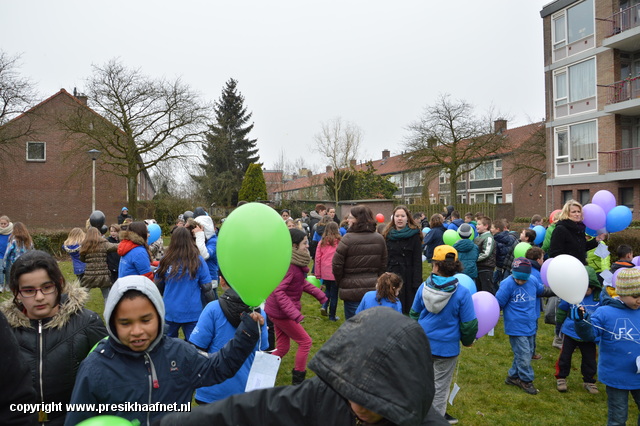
[189,288,269,403]
[410,275,477,357]
[194,215,218,281]
[156,307,447,426]
[65,275,261,426]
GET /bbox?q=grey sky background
[0,0,548,172]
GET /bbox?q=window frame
[26,141,46,162]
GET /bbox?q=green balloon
[443,229,461,246]
[306,275,322,288]
[76,415,137,426]
[513,242,532,259]
[218,203,292,307]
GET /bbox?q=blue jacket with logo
[496,275,545,336]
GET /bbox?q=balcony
[599,147,640,173]
[602,5,640,51]
[602,76,640,116]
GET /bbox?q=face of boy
[348,401,383,424]
[620,295,640,310]
[114,296,159,352]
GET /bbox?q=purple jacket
[265,264,328,323]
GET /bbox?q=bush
[32,230,68,257]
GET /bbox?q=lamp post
[87,149,101,212]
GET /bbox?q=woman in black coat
[549,200,601,264]
[382,205,423,314]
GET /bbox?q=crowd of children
[3,199,640,425]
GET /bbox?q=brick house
[540,0,640,218]
[267,121,546,220]
[0,89,155,229]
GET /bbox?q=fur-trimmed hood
[118,229,153,258]
[0,281,89,330]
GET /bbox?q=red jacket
[315,241,338,281]
[265,264,327,323]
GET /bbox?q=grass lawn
[2,259,634,425]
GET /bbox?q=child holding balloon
[496,257,554,395]
[573,268,640,425]
[410,245,477,421]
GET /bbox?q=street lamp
[87,149,101,212]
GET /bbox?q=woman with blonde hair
[63,228,86,281]
[549,199,603,264]
[4,222,33,284]
[80,227,119,301]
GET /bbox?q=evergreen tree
[194,79,259,206]
[238,163,268,202]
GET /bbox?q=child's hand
[569,305,586,321]
[249,311,265,326]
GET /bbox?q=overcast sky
[1,0,548,172]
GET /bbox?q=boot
[292,369,306,385]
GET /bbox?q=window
[553,14,566,49]
[569,58,595,102]
[578,189,590,205]
[26,142,45,161]
[620,187,634,209]
[555,121,597,164]
[554,72,567,107]
[567,0,594,43]
[439,170,449,184]
[562,190,573,204]
[469,160,501,181]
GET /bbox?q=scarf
[291,249,311,267]
[388,226,419,241]
[219,288,250,328]
[0,222,13,235]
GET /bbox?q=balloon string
[253,307,263,352]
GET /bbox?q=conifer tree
[194,79,259,206]
[238,163,268,202]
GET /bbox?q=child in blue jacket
[496,257,553,395]
[410,245,477,421]
[356,272,403,314]
[574,268,640,425]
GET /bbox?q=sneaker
[504,376,520,387]
[552,335,563,349]
[329,316,340,322]
[583,382,599,394]
[444,413,458,424]
[556,378,568,392]
[519,381,539,395]
[320,307,328,317]
[532,354,542,360]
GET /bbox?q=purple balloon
[592,190,617,214]
[612,268,625,288]
[472,291,500,339]
[582,203,606,230]
[633,256,640,267]
[540,257,553,287]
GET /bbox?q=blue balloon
[147,223,162,244]
[454,273,476,295]
[585,226,598,237]
[606,205,632,233]
[422,227,431,235]
[533,225,546,245]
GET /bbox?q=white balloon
[546,254,588,304]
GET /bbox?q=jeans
[166,321,197,341]
[271,317,313,372]
[606,386,640,425]
[322,280,339,319]
[343,300,360,321]
[432,356,458,416]
[508,335,535,383]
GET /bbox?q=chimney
[350,159,357,167]
[307,170,312,178]
[382,149,390,159]
[494,119,507,134]
[326,165,332,173]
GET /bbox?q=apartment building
[541,0,640,215]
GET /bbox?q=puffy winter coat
[493,231,518,269]
[0,283,107,426]
[453,238,479,279]
[156,307,447,426]
[423,225,447,262]
[315,240,338,281]
[265,264,327,322]
[80,240,119,289]
[62,244,85,275]
[549,219,597,264]
[332,230,388,302]
[118,229,154,279]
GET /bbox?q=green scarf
[388,227,419,241]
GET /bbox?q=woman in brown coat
[80,227,119,301]
[332,205,388,320]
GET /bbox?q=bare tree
[404,94,507,203]
[60,59,210,213]
[313,117,362,204]
[0,51,38,159]
[509,123,546,188]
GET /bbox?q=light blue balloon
[605,205,632,233]
[147,223,162,244]
[454,273,476,295]
[533,225,546,245]
[422,227,431,234]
